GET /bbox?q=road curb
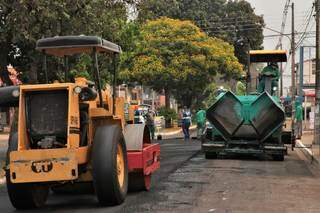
[296,140,318,165]
[156,125,197,136]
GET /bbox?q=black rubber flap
[206,91,243,140]
[250,92,285,142]
[0,86,19,107]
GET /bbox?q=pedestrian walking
[145,110,155,139]
[182,106,191,140]
[295,102,303,139]
[196,108,206,139]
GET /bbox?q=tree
[223,0,264,65]
[136,0,264,65]
[0,0,129,84]
[120,18,243,108]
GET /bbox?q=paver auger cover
[206,91,285,142]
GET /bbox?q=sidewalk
[156,125,197,137]
[0,134,8,148]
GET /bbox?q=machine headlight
[74,86,82,94]
[12,89,20,98]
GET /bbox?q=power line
[296,5,314,33]
[202,26,262,33]
[276,0,291,49]
[195,17,311,27]
[202,23,263,28]
[264,31,316,38]
[295,4,315,48]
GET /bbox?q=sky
[246,0,316,94]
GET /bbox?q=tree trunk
[165,88,170,109]
[0,47,12,86]
[29,61,38,83]
[164,88,172,128]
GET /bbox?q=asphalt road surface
[123,149,320,213]
[0,138,201,212]
[0,134,8,161]
[1,139,320,212]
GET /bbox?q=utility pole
[247,44,251,95]
[315,0,320,144]
[299,46,304,97]
[291,2,296,149]
[280,43,284,96]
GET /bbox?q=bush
[158,107,178,121]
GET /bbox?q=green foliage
[158,106,178,121]
[0,0,128,84]
[136,0,264,65]
[225,0,264,65]
[70,54,92,80]
[202,83,217,108]
[120,18,243,108]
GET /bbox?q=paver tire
[272,154,284,161]
[92,125,128,206]
[205,152,218,159]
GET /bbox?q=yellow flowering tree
[120,17,243,108]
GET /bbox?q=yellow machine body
[9,78,127,183]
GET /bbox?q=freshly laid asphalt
[0,138,201,212]
[134,148,320,213]
[1,135,320,212]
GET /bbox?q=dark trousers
[182,122,190,139]
[148,124,155,139]
[296,120,302,139]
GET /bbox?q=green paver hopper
[202,50,288,160]
[206,91,285,142]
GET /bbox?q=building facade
[296,58,316,92]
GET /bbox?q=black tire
[205,152,218,159]
[272,154,284,161]
[92,125,128,206]
[6,133,49,209]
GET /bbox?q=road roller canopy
[36,36,122,57]
[250,50,287,63]
[35,35,122,109]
